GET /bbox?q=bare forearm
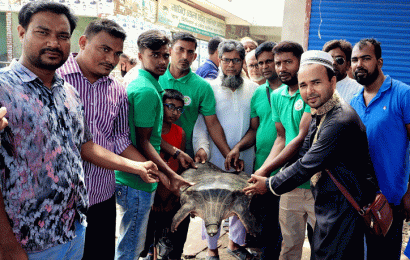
[120,145,146,162]
[258,138,286,176]
[138,140,178,179]
[233,128,257,152]
[161,139,179,157]
[81,141,143,175]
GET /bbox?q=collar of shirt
[311,91,342,116]
[163,64,193,84]
[355,75,392,105]
[11,61,64,90]
[206,59,218,70]
[280,84,300,98]
[138,69,164,94]
[59,53,112,85]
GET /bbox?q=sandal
[227,246,254,260]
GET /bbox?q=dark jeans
[82,195,116,260]
[246,192,282,260]
[365,205,404,260]
[141,203,190,259]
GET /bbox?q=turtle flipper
[171,202,195,232]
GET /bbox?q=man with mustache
[254,41,314,260]
[114,30,191,260]
[159,32,232,169]
[57,20,183,260]
[224,41,283,259]
[245,50,380,260]
[350,38,410,260]
[245,49,265,85]
[322,39,362,103]
[0,2,161,259]
[193,40,258,260]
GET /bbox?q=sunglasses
[163,103,184,114]
[334,57,345,65]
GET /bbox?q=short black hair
[137,30,170,52]
[218,40,246,60]
[163,89,185,104]
[355,38,382,60]
[255,41,276,59]
[325,66,335,81]
[208,36,223,55]
[273,41,304,60]
[19,0,78,34]
[84,18,126,41]
[172,32,197,49]
[322,39,353,61]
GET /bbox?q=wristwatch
[173,149,181,159]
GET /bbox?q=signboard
[158,0,225,38]
[0,0,8,11]
[0,0,113,16]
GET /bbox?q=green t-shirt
[159,67,216,157]
[250,82,286,176]
[115,69,163,193]
[271,85,311,189]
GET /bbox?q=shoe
[141,254,154,260]
[227,246,255,260]
[205,256,220,260]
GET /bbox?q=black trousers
[82,195,116,260]
[246,192,282,260]
[365,205,404,260]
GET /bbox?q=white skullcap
[300,50,334,71]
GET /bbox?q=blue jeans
[28,221,85,260]
[115,184,155,260]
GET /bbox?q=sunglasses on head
[334,57,345,65]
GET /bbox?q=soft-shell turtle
[171,162,260,237]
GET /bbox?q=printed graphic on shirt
[184,95,192,106]
[294,99,303,111]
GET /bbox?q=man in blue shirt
[350,38,410,260]
[195,36,223,80]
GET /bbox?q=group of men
[1,1,410,260]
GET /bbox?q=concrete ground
[116,205,409,260]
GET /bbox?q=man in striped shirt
[57,19,169,260]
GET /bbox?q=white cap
[300,50,334,71]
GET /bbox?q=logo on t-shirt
[294,99,303,111]
[184,96,191,106]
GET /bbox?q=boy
[142,89,189,260]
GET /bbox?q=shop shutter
[307,0,410,85]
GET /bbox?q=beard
[354,67,379,86]
[281,74,298,86]
[31,48,67,71]
[250,75,265,82]
[222,74,244,90]
[121,70,127,77]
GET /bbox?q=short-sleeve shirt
[0,62,91,252]
[159,67,216,156]
[115,69,163,193]
[350,75,410,205]
[271,85,311,189]
[57,53,132,206]
[195,59,219,80]
[250,82,286,175]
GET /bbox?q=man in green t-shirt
[115,30,190,260]
[225,41,284,259]
[255,41,314,260]
[159,32,232,167]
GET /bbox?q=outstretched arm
[225,117,259,171]
[255,112,311,177]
